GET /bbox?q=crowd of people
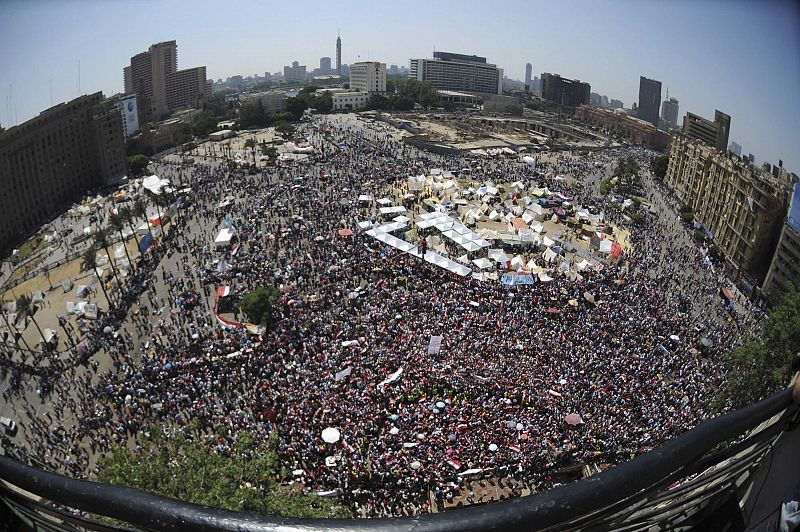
[1,114,758,518]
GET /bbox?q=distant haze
[1,0,798,170]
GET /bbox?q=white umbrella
[321,427,341,443]
[389,427,400,435]
[410,460,422,470]
[488,443,499,452]
[436,401,446,409]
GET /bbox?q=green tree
[97,428,350,518]
[650,154,669,179]
[713,286,800,411]
[132,198,154,243]
[119,206,142,257]
[127,154,150,176]
[274,121,295,138]
[240,286,281,326]
[15,294,48,349]
[193,112,219,138]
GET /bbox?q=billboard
[119,95,139,138]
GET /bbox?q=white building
[349,62,386,93]
[409,52,503,95]
[115,93,140,139]
[317,89,371,111]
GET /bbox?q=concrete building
[540,73,590,110]
[166,66,209,112]
[763,182,800,302]
[316,88,370,111]
[729,141,742,157]
[124,40,210,122]
[576,105,670,151]
[638,76,661,127]
[320,56,332,75]
[682,110,730,152]
[524,63,532,92]
[239,91,287,114]
[437,90,482,110]
[283,61,307,84]
[609,99,623,109]
[349,62,386,93]
[661,97,679,128]
[409,52,503,95]
[115,93,140,139]
[0,93,127,255]
[664,134,790,281]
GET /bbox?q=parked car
[0,416,17,436]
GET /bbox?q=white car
[0,416,17,435]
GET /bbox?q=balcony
[0,380,798,531]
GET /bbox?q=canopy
[321,427,341,444]
[215,228,235,246]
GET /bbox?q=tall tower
[336,30,342,76]
[524,63,532,92]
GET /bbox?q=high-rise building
[609,99,623,109]
[166,66,209,111]
[638,76,662,127]
[349,62,386,93]
[661,97,679,128]
[590,92,602,107]
[409,52,503,95]
[320,57,332,75]
[524,63,532,92]
[664,134,790,281]
[540,73,590,109]
[0,93,127,255]
[729,141,742,157]
[283,61,307,83]
[123,40,210,123]
[336,31,342,76]
[682,110,731,152]
[763,182,800,302]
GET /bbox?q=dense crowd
[1,114,759,517]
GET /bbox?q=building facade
[576,105,670,151]
[0,93,127,255]
[283,61,307,83]
[763,182,800,302]
[524,63,532,92]
[320,56,332,74]
[124,40,210,123]
[729,141,742,157]
[661,97,679,128]
[540,73,590,109]
[637,76,661,127]
[239,91,287,113]
[165,66,209,111]
[664,134,789,281]
[115,93,140,139]
[349,62,386,93]
[409,52,502,95]
[682,110,730,152]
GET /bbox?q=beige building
[0,93,127,256]
[123,40,210,122]
[239,91,287,114]
[349,62,386,93]
[665,134,790,281]
[762,183,800,302]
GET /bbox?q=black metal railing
[0,386,797,532]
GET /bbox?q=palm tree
[109,213,134,273]
[119,206,142,259]
[94,228,121,297]
[1,308,28,358]
[16,294,48,348]
[133,198,154,243]
[82,248,111,306]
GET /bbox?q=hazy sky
[2,0,799,169]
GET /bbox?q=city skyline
[1,0,799,169]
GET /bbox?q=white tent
[543,247,559,263]
[575,259,590,271]
[472,258,493,269]
[511,255,525,270]
[542,236,555,248]
[215,228,236,247]
[599,239,613,253]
